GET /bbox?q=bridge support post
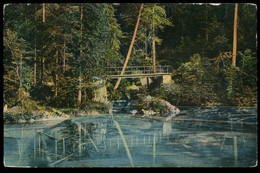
[162,75,172,84]
[140,77,152,86]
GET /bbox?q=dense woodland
[3,3,257,115]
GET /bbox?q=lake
[4,107,257,167]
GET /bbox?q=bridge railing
[106,65,173,76]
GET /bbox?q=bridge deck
[106,65,173,79]
[108,73,171,78]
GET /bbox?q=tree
[3,3,257,109]
[232,3,238,67]
[117,3,172,66]
[4,28,30,107]
[172,54,219,106]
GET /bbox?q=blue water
[4,107,257,167]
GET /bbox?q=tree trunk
[232,3,238,67]
[84,88,87,103]
[152,6,156,74]
[78,71,82,104]
[205,4,208,42]
[78,89,82,104]
[63,39,66,73]
[34,38,37,85]
[78,4,84,105]
[34,6,37,86]
[18,55,23,105]
[40,57,44,84]
[16,63,21,100]
[41,4,45,84]
[55,50,58,97]
[43,4,45,23]
[145,28,148,59]
[20,55,22,89]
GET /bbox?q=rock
[87,110,100,115]
[137,95,180,118]
[91,77,108,104]
[9,106,23,112]
[4,104,8,112]
[165,101,180,113]
[143,95,153,102]
[31,111,44,117]
[142,109,158,116]
[50,108,70,118]
[153,98,180,114]
[93,85,108,104]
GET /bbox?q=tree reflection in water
[4,107,257,167]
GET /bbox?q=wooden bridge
[106,65,173,79]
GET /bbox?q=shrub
[85,101,109,114]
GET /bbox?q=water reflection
[4,107,257,167]
[163,121,172,136]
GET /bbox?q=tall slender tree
[78,3,83,105]
[232,3,238,67]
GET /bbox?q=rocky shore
[132,95,180,120]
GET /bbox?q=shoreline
[3,105,257,124]
[3,108,103,124]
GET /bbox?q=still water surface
[4,107,257,167]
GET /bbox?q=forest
[3,3,257,122]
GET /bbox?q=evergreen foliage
[3,3,257,118]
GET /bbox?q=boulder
[141,109,158,116]
[143,95,153,102]
[138,95,180,117]
[91,77,108,104]
[164,101,180,113]
[153,98,180,114]
[4,104,8,112]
